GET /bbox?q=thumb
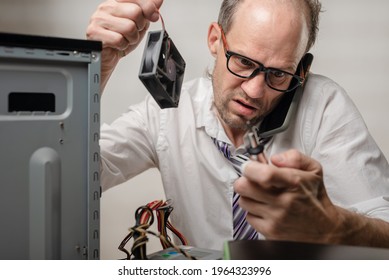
[271,149,322,174]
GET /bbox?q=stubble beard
[211,73,264,131]
[214,90,251,131]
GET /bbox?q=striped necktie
[211,138,259,240]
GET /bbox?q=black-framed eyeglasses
[219,26,305,93]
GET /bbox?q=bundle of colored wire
[118,199,192,260]
[153,200,188,248]
[118,206,154,260]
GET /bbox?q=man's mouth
[235,99,257,111]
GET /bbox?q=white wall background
[1,0,388,259]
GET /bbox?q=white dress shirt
[100,74,389,250]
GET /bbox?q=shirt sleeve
[99,95,161,191]
[306,78,389,221]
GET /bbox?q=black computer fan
[139,30,186,109]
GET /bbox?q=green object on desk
[224,240,389,260]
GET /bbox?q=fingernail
[150,12,160,22]
[241,161,249,175]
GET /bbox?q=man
[87,0,389,250]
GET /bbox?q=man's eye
[234,56,256,68]
[272,70,286,78]
[268,70,289,86]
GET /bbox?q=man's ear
[208,22,221,58]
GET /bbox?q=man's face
[208,0,309,132]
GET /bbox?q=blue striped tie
[211,138,258,240]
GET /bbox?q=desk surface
[224,240,389,260]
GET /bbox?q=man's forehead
[223,2,308,69]
[231,0,304,27]
[228,0,309,55]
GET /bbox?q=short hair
[217,0,322,52]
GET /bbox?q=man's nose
[240,72,267,99]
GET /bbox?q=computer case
[0,33,101,259]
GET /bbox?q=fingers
[86,0,162,52]
[234,176,278,205]
[240,161,297,191]
[238,157,322,198]
[270,149,322,175]
[235,150,333,241]
[116,0,163,22]
[88,14,140,51]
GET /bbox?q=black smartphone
[257,53,314,139]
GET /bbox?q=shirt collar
[194,78,232,145]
